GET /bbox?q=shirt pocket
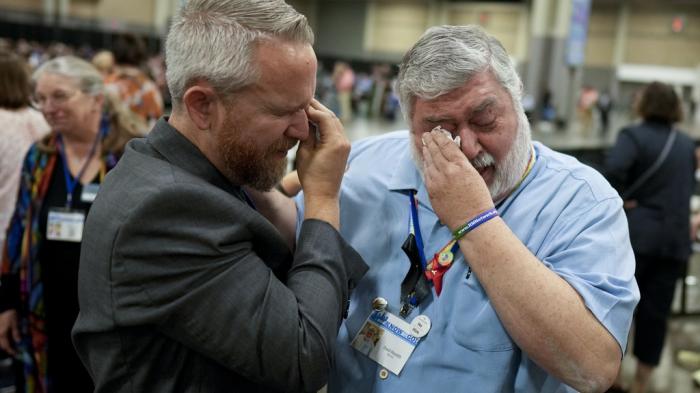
[446,276,515,351]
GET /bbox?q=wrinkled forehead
[412,76,510,120]
[250,40,317,103]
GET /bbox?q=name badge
[351,309,431,375]
[80,183,100,203]
[47,209,85,242]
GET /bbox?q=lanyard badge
[48,133,103,242]
[47,208,85,242]
[351,303,431,376]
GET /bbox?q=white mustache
[470,152,495,169]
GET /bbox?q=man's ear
[182,85,218,130]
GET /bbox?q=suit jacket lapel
[145,118,294,271]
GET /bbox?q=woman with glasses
[0,55,144,393]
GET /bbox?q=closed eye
[274,107,305,117]
[472,120,497,131]
[425,120,456,132]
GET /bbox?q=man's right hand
[0,310,19,356]
[296,99,350,229]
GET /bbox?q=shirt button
[379,369,389,380]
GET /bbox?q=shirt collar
[386,141,434,211]
[387,145,422,192]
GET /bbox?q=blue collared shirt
[296,130,639,393]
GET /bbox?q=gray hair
[32,55,104,96]
[165,0,314,105]
[396,25,523,123]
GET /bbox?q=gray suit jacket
[72,119,367,393]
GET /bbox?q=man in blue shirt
[293,25,639,392]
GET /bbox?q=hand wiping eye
[431,126,461,147]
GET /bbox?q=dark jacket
[604,120,696,260]
[72,118,367,393]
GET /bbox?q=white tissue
[431,126,461,146]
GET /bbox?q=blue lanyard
[57,134,101,208]
[408,191,427,271]
[408,191,461,268]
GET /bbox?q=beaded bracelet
[452,208,499,240]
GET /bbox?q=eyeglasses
[31,89,81,110]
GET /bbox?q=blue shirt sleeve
[538,196,639,352]
[294,192,305,239]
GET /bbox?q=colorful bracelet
[452,208,499,240]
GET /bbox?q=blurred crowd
[0,36,404,128]
[0,35,169,122]
[314,60,401,124]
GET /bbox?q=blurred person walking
[0,56,143,393]
[597,89,613,136]
[105,34,164,130]
[578,85,598,134]
[604,81,696,393]
[332,61,355,123]
[0,52,50,258]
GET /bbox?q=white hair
[32,55,104,96]
[396,25,524,124]
[165,0,314,105]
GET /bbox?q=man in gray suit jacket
[72,1,367,392]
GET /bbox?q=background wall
[0,0,42,12]
[314,0,368,60]
[70,0,155,26]
[624,2,700,67]
[2,0,700,125]
[365,1,428,58]
[585,3,616,67]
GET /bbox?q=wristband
[452,208,499,240]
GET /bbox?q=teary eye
[471,115,497,130]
